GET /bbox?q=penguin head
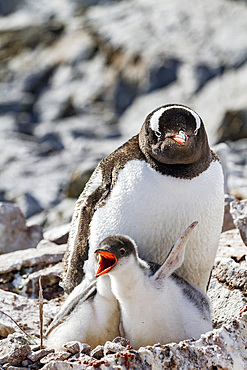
[139,104,209,165]
[94,235,138,277]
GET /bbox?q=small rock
[37,199,76,230]
[0,333,32,366]
[27,348,55,362]
[0,290,50,336]
[44,224,70,245]
[21,359,31,367]
[80,343,91,355]
[104,340,126,356]
[0,202,43,254]
[0,240,66,275]
[0,0,20,16]
[23,262,63,300]
[208,276,247,329]
[15,192,43,219]
[112,336,130,347]
[42,360,82,369]
[0,322,15,338]
[222,194,236,232]
[40,351,70,364]
[230,199,247,246]
[63,341,85,355]
[217,109,247,142]
[64,161,97,199]
[90,345,104,360]
[214,258,247,294]
[217,229,247,262]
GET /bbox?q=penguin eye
[154,130,161,138]
[119,248,126,256]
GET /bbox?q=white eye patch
[149,105,201,135]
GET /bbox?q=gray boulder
[0,202,43,254]
[222,194,236,232]
[230,199,247,246]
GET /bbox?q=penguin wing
[45,280,97,336]
[63,135,144,294]
[63,164,112,293]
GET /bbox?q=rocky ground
[1,200,247,369]
[1,0,247,368]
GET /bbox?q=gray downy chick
[95,221,212,349]
[45,274,120,351]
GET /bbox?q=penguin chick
[45,276,120,351]
[63,103,224,294]
[95,222,212,349]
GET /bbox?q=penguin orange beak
[94,250,117,277]
[172,130,189,145]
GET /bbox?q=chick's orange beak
[95,250,117,277]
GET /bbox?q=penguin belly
[86,159,224,290]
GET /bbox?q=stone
[0,333,31,366]
[230,199,247,246]
[27,348,55,362]
[90,345,104,360]
[44,224,70,245]
[208,276,247,329]
[21,359,31,367]
[112,337,130,347]
[191,64,247,145]
[0,0,20,16]
[222,194,236,232]
[15,192,44,219]
[0,14,64,62]
[42,361,82,370]
[226,140,247,200]
[217,229,247,262]
[0,322,15,338]
[61,313,247,368]
[22,262,63,300]
[217,109,247,142]
[0,240,66,275]
[43,31,96,66]
[213,258,247,294]
[104,340,127,356]
[40,351,70,364]
[0,202,43,254]
[64,162,97,199]
[80,343,91,355]
[38,199,76,230]
[0,289,50,336]
[63,341,81,355]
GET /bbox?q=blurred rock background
[1,1,247,366]
[1,0,247,231]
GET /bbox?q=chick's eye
[119,248,126,256]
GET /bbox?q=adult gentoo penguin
[95,222,212,349]
[63,103,224,294]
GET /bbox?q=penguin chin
[150,141,200,165]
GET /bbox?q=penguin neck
[109,257,148,303]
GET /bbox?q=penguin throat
[95,251,117,277]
